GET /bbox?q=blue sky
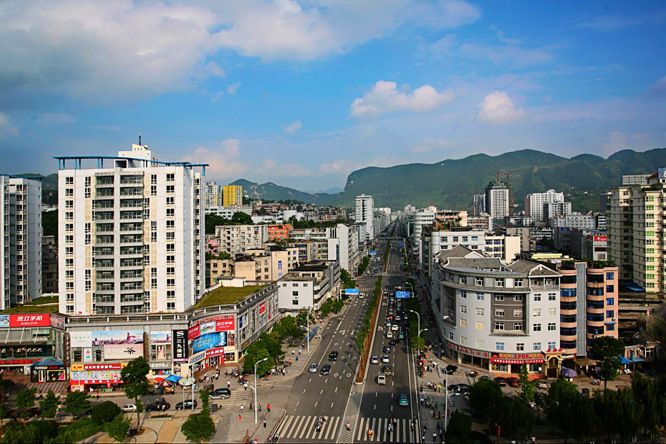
[0,0,665,191]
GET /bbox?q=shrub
[92,401,121,424]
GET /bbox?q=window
[533,308,541,317]
[475,322,484,331]
[166,196,174,205]
[292,291,298,296]
[476,307,484,316]
[606,285,615,293]
[606,297,615,306]
[548,293,557,301]
[533,323,541,332]
[459,319,467,328]
[166,173,175,182]
[166,185,175,194]
[547,308,557,316]
[448,332,454,340]
[514,279,523,287]
[516,343,525,351]
[166,232,175,240]
[151,185,157,196]
[476,293,485,301]
[495,342,505,351]
[513,309,523,317]
[495,322,504,331]
[166,208,175,217]
[475,277,484,286]
[495,294,504,301]
[548,341,556,349]
[495,278,504,287]
[606,324,615,331]
[548,323,556,331]
[66,177,74,184]
[495,309,504,317]
[514,295,523,302]
[460,290,467,299]
[606,310,614,319]
[606,272,614,280]
[460,305,467,313]
[514,322,523,331]
[151,174,157,185]
[534,294,541,302]
[533,342,541,351]
[167,302,176,310]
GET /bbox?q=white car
[122,404,137,413]
[309,363,318,373]
[385,331,394,339]
[370,355,380,364]
[391,324,399,331]
[381,355,390,363]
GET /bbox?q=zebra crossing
[354,417,421,443]
[274,414,342,441]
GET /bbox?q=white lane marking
[315,401,319,408]
[335,386,338,393]
[320,388,324,394]
[296,400,300,407]
[303,388,307,394]
[330,401,334,409]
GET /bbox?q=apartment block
[609,169,666,292]
[267,224,292,241]
[56,144,205,315]
[524,189,568,222]
[485,181,510,222]
[42,235,58,294]
[0,176,42,309]
[222,185,243,207]
[215,224,268,256]
[277,260,341,311]
[355,194,374,241]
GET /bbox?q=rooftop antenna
[138,133,142,146]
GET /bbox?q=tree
[469,378,503,426]
[40,390,59,419]
[446,411,472,444]
[1,420,58,444]
[496,396,535,440]
[231,211,253,224]
[589,336,624,391]
[518,365,536,402]
[121,356,150,427]
[546,379,580,443]
[181,412,215,443]
[64,391,91,417]
[242,348,273,376]
[632,373,659,437]
[104,413,130,442]
[92,401,122,424]
[16,387,36,418]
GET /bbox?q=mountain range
[26,148,666,212]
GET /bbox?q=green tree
[617,388,642,443]
[589,336,624,391]
[496,396,535,440]
[546,379,580,443]
[181,412,215,443]
[64,391,91,417]
[242,348,273,376]
[446,411,472,444]
[1,420,58,444]
[340,268,356,289]
[469,378,503,426]
[518,365,536,402]
[104,413,130,442]
[40,390,59,419]
[120,356,150,427]
[92,401,122,424]
[231,211,253,224]
[199,389,210,412]
[632,373,659,437]
[16,387,36,418]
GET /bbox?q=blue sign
[369,250,377,256]
[192,332,227,354]
[395,290,412,299]
[344,288,360,296]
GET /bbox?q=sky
[0,0,665,192]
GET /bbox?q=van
[377,374,386,385]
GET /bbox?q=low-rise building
[277,261,341,312]
[267,224,293,241]
[215,224,269,256]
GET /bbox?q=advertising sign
[92,330,143,347]
[0,315,9,328]
[9,314,51,328]
[150,331,171,344]
[593,235,608,242]
[205,347,225,359]
[192,332,227,354]
[70,331,93,348]
[395,290,412,299]
[50,314,65,330]
[103,344,143,360]
[189,316,235,340]
[259,302,266,315]
[344,288,360,296]
[173,330,188,362]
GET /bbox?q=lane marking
[315,401,319,408]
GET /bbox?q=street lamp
[254,357,269,425]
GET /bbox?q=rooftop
[1,296,59,314]
[194,285,265,308]
[293,261,330,272]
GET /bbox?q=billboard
[344,288,360,296]
[150,331,171,344]
[259,302,266,315]
[173,330,188,362]
[103,344,143,360]
[70,331,93,348]
[192,332,227,354]
[395,290,412,299]
[0,314,51,328]
[188,316,235,340]
[91,330,143,347]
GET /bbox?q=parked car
[445,365,458,375]
[175,400,198,410]
[320,364,332,376]
[507,378,520,388]
[309,363,318,373]
[122,404,137,413]
[537,381,549,390]
[146,400,171,412]
[494,377,507,386]
[209,387,232,399]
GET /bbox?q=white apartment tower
[355,194,374,241]
[485,181,510,222]
[524,189,567,222]
[0,176,42,309]
[56,144,207,315]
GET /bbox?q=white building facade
[215,224,269,256]
[56,144,206,315]
[355,194,374,241]
[524,189,567,222]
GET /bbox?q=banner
[205,347,225,359]
[395,291,411,299]
[9,314,51,328]
[259,302,266,315]
[192,332,227,354]
[103,344,143,360]
[150,331,171,344]
[173,330,188,361]
[189,316,235,340]
[50,314,65,330]
[91,330,143,347]
[70,331,93,348]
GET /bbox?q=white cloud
[458,41,555,67]
[648,75,666,97]
[0,113,19,139]
[283,120,303,134]
[351,81,454,117]
[258,158,311,177]
[577,12,666,32]
[478,91,525,123]
[319,160,361,175]
[226,82,241,95]
[185,138,248,180]
[35,113,76,125]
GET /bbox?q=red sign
[205,347,225,359]
[259,302,266,315]
[10,314,50,328]
[216,318,235,331]
[70,378,121,386]
[447,341,490,358]
[84,363,123,371]
[188,324,200,341]
[491,357,544,365]
[189,315,236,340]
[593,235,607,242]
[0,358,39,365]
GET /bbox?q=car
[382,365,393,376]
[537,381,549,390]
[398,394,409,406]
[309,363,318,373]
[445,364,458,375]
[382,345,391,354]
[381,355,390,363]
[507,378,520,388]
[398,330,405,340]
[175,400,198,410]
[370,355,380,364]
[209,387,232,399]
[320,364,332,376]
[494,377,507,386]
[328,351,339,361]
[391,324,399,331]
[122,404,137,413]
[146,400,171,412]
[394,315,401,322]
[385,331,394,339]
[377,374,387,385]
[388,339,397,346]
[465,370,478,377]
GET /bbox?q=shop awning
[165,374,181,383]
[30,357,64,368]
[630,357,645,363]
[561,367,577,378]
[619,356,631,365]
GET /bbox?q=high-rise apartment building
[223,185,243,207]
[472,194,486,217]
[204,181,223,210]
[609,169,666,293]
[524,189,566,222]
[56,144,206,315]
[0,176,42,309]
[355,194,374,241]
[485,181,510,222]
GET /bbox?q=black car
[146,400,171,412]
[328,351,339,361]
[320,364,332,376]
[209,387,232,399]
[382,345,391,354]
[175,400,198,410]
[445,364,458,375]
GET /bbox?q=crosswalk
[274,415,342,441]
[355,417,421,443]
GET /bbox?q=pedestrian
[244,382,248,391]
[258,403,262,412]
[263,420,267,429]
[267,403,271,413]
[433,432,437,441]
[238,414,242,421]
[241,404,244,412]
[227,380,231,389]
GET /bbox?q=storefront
[446,341,491,369]
[69,362,127,392]
[490,353,545,374]
[188,315,237,369]
[30,357,66,382]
